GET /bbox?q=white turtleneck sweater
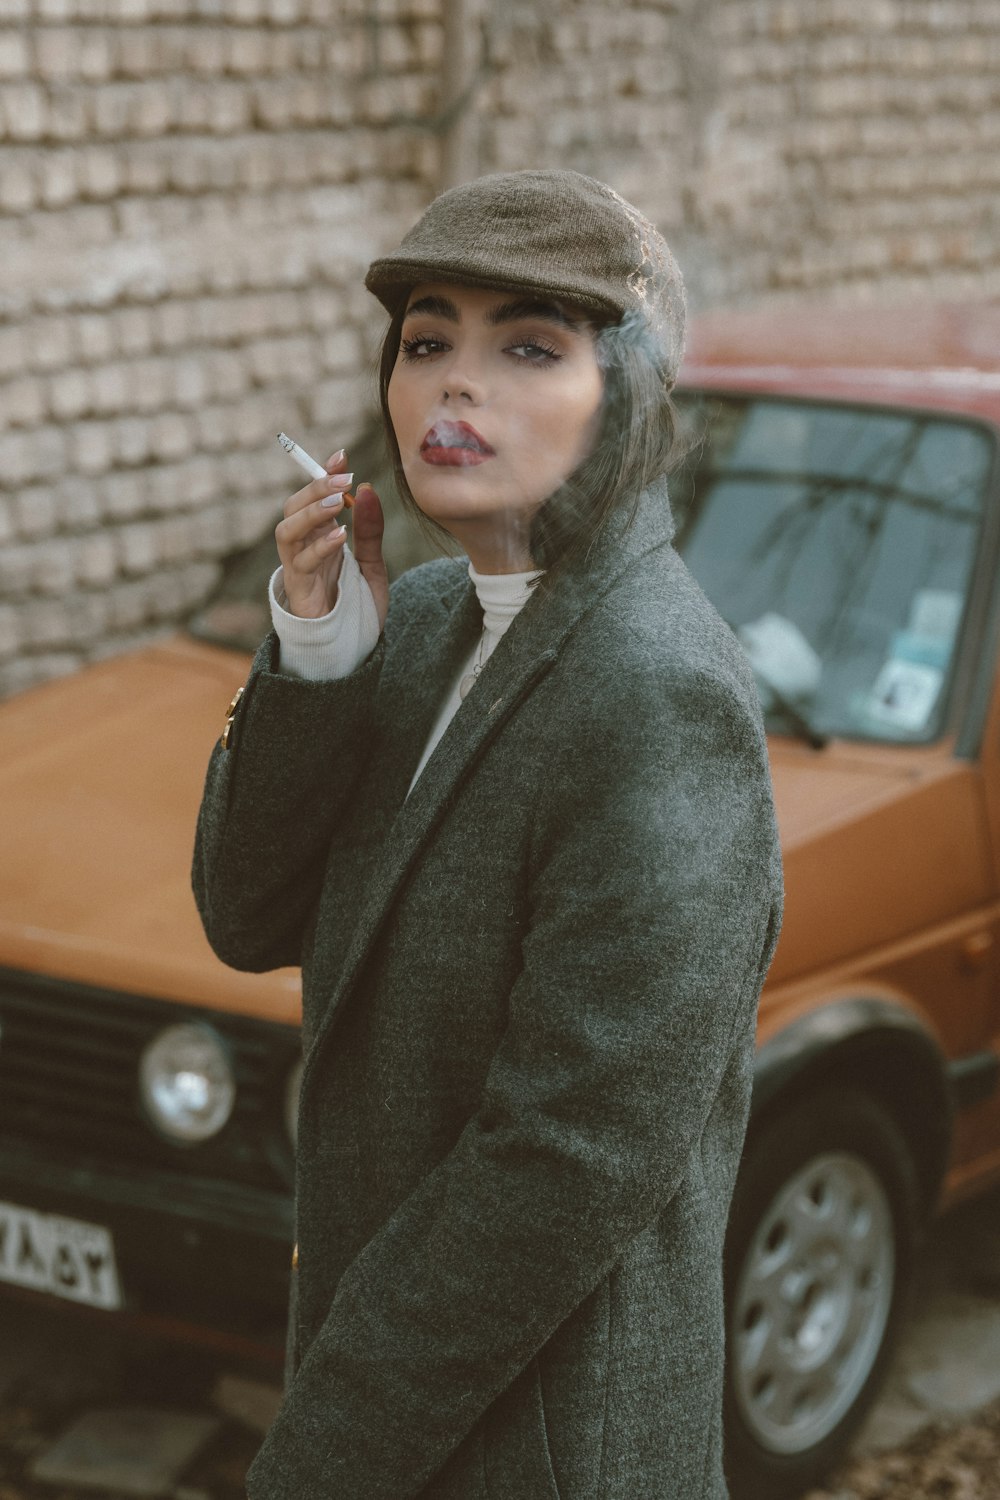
[269,547,542,793]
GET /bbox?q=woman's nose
[441,353,485,403]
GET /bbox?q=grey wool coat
[192,480,784,1500]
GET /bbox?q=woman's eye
[508,339,561,364]
[399,335,448,360]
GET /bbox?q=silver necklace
[459,629,488,700]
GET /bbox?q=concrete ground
[1,1185,1000,1498]
[852,1183,1000,1458]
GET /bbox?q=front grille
[0,968,300,1192]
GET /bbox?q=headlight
[285,1057,303,1148]
[139,1023,235,1144]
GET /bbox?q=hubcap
[731,1150,895,1454]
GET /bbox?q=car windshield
[190,394,996,748]
[670,393,995,744]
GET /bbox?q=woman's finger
[351,482,385,559]
[290,523,348,572]
[282,471,353,520]
[351,483,390,628]
[276,493,349,552]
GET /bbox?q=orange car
[2,302,999,1495]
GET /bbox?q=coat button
[220,684,245,749]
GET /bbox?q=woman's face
[386,282,604,571]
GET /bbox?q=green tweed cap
[364,169,686,384]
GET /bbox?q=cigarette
[276,432,355,506]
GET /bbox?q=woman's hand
[275,452,389,629]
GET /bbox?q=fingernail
[328,448,346,465]
[329,524,347,540]
[326,471,353,489]
[321,492,345,509]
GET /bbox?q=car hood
[0,636,301,1025]
[2,641,988,1025]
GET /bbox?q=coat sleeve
[243,654,784,1500]
[191,627,386,973]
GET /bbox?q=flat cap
[365,169,686,383]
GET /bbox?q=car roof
[678,300,1000,424]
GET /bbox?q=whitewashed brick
[225,29,267,73]
[111,418,152,468]
[74,314,115,364]
[26,316,72,372]
[121,147,170,196]
[193,403,234,452]
[226,492,274,547]
[78,30,113,80]
[0,324,26,378]
[13,484,57,537]
[318,326,363,372]
[33,28,75,79]
[0,31,30,76]
[108,577,149,629]
[78,147,121,199]
[0,605,21,660]
[180,454,220,506]
[72,420,115,475]
[32,540,76,596]
[67,590,112,640]
[45,85,87,140]
[4,82,46,139]
[38,151,77,207]
[152,299,195,349]
[304,373,367,432]
[154,512,188,563]
[102,467,147,516]
[172,357,208,408]
[207,349,248,401]
[119,520,158,575]
[184,502,227,555]
[130,84,172,136]
[115,307,155,358]
[5,374,45,426]
[89,361,129,414]
[150,412,195,461]
[0,431,41,485]
[57,476,101,530]
[0,540,36,593]
[0,157,36,212]
[0,653,78,695]
[227,392,276,449]
[92,83,133,137]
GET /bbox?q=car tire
[723,1087,921,1500]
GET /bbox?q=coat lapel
[303,482,677,1075]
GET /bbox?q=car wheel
[723,1087,921,1499]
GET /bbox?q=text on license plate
[0,1200,122,1310]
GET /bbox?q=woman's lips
[420,420,495,467]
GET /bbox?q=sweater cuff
[268,546,381,681]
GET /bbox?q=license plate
[0,1200,122,1310]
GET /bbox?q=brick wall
[2,0,998,696]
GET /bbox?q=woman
[193,169,783,1500]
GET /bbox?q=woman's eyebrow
[403,294,459,321]
[485,298,584,332]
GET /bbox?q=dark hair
[375,297,683,576]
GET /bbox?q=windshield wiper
[755,669,829,750]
